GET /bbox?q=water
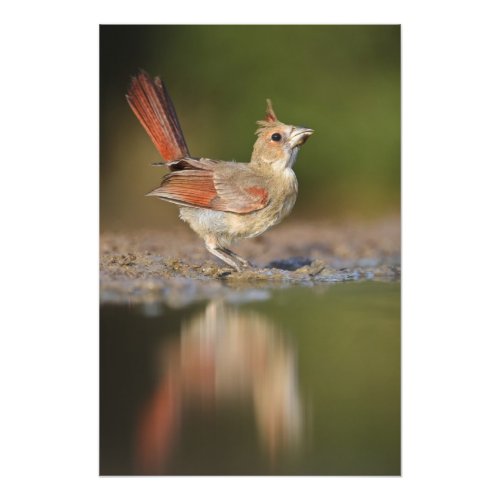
[100,281,400,475]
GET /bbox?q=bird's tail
[126,70,190,161]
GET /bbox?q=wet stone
[268,257,313,271]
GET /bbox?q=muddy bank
[100,217,400,305]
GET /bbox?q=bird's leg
[223,248,252,268]
[205,240,243,272]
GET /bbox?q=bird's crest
[256,99,283,134]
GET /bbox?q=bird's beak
[288,127,314,148]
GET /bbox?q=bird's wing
[159,157,220,172]
[147,158,269,214]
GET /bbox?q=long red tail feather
[126,70,189,161]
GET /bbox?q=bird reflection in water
[135,300,303,474]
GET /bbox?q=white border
[2,1,500,499]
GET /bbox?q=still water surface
[100,281,400,475]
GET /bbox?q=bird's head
[251,99,314,169]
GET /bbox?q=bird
[126,70,314,271]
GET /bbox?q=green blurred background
[100,25,400,231]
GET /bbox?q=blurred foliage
[100,25,400,230]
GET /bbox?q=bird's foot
[224,248,253,269]
[205,241,254,273]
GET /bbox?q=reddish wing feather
[126,71,189,161]
[211,184,269,213]
[245,186,269,205]
[148,170,217,208]
[148,165,269,214]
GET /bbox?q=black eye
[271,133,282,142]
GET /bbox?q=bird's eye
[271,133,282,142]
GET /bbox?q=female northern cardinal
[126,70,313,271]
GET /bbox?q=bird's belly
[179,207,228,239]
[226,190,297,240]
[179,190,297,245]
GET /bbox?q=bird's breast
[225,169,298,240]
